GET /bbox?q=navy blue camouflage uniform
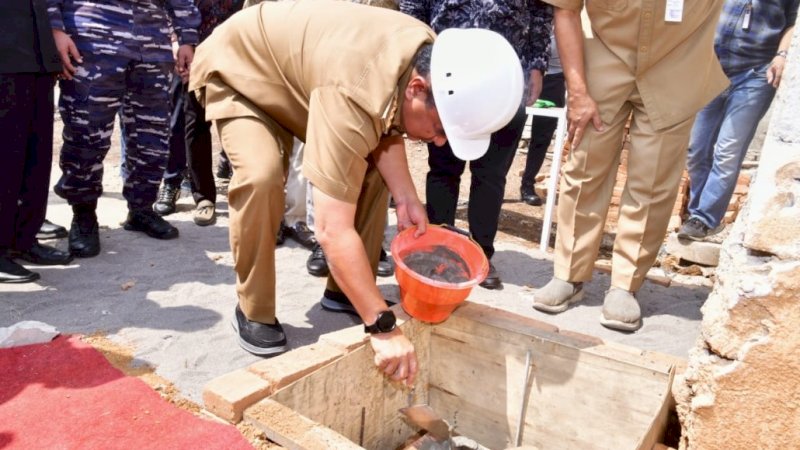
[48,0,200,210]
[399,0,552,279]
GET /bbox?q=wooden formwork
[203,302,682,450]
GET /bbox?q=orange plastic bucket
[391,224,489,323]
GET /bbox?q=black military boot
[69,203,101,258]
[123,209,179,240]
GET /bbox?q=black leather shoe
[0,255,39,283]
[216,157,232,180]
[153,182,181,216]
[123,209,179,240]
[377,248,394,277]
[306,243,329,277]
[14,243,73,266]
[286,221,317,250]
[69,212,101,258]
[36,220,68,240]
[521,186,543,206]
[231,305,287,356]
[320,288,396,317]
[276,220,286,246]
[479,262,503,290]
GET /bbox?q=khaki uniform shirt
[189,0,434,203]
[543,0,729,130]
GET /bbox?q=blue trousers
[55,53,173,210]
[686,63,776,228]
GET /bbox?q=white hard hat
[431,28,524,161]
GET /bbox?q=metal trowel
[399,404,452,442]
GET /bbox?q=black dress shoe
[153,182,181,216]
[276,220,286,246]
[69,212,101,258]
[37,220,68,240]
[479,262,503,290]
[0,255,39,283]
[14,243,74,266]
[124,209,179,240]
[286,221,317,250]
[216,157,232,180]
[306,243,329,277]
[320,288,396,317]
[231,305,287,356]
[520,186,543,206]
[377,248,394,277]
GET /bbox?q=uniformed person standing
[189,0,524,384]
[47,0,200,257]
[532,0,729,331]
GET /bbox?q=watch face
[376,311,396,332]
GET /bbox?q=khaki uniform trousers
[217,117,389,324]
[554,87,694,292]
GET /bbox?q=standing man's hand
[767,54,787,88]
[52,29,81,80]
[176,44,195,83]
[370,328,418,386]
[526,69,544,106]
[566,91,603,149]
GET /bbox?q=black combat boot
[123,209,179,240]
[69,202,101,258]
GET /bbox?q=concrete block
[318,325,368,352]
[203,369,272,423]
[249,342,345,391]
[244,399,361,450]
[665,233,721,266]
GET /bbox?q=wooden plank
[595,259,671,287]
[428,321,672,450]
[636,367,676,450]
[268,320,431,449]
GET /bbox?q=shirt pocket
[587,0,628,11]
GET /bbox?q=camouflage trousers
[55,54,173,210]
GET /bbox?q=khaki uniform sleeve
[302,86,382,204]
[540,0,582,10]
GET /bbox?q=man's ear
[405,74,429,100]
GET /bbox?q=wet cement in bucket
[402,245,472,283]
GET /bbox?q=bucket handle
[438,224,471,238]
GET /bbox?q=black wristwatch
[364,310,397,334]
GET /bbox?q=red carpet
[0,335,253,450]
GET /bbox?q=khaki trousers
[554,88,694,292]
[217,116,388,324]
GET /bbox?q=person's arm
[165,0,200,82]
[313,185,418,387]
[372,134,428,237]
[767,25,795,88]
[553,7,603,149]
[47,0,81,79]
[398,0,430,24]
[524,1,554,104]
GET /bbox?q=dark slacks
[521,71,566,189]
[164,81,216,204]
[0,73,54,252]
[425,105,527,259]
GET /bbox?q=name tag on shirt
[665,0,684,22]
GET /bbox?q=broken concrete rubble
[674,33,800,450]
